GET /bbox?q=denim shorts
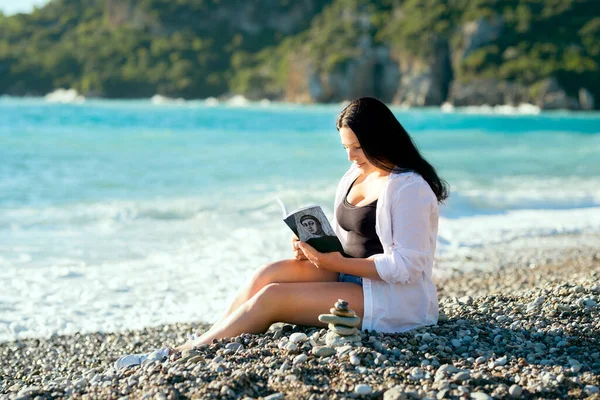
[338,272,363,286]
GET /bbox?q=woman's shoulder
[387,170,437,204]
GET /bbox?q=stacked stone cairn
[318,299,362,347]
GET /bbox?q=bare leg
[198,259,338,337]
[175,281,364,351]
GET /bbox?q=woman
[115,97,448,369]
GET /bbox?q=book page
[293,206,336,242]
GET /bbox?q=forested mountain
[1,0,598,109]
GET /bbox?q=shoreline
[2,236,599,399]
[3,95,600,114]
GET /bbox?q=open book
[276,198,344,253]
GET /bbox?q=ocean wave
[443,177,600,217]
[454,103,541,115]
[437,207,600,252]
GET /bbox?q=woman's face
[339,126,376,174]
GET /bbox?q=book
[276,198,344,253]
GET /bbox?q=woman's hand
[298,242,343,270]
[292,235,307,260]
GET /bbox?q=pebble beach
[2,235,599,400]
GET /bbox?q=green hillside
[1,0,598,108]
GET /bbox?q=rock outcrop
[392,41,453,107]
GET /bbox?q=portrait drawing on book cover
[294,209,335,241]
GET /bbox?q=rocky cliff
[1,0,598,109]
[233,0,599,109]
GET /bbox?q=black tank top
[336,178,384,258]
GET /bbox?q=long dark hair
[336,97,449,203]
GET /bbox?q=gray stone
[284,342,298,351]
[350,355,361,366]
[325,331,362,347]
[264,394,284,400]
[495,356,507,366]
[334,301,349,311]
[313,346,336,357]
[328,324,358,336]
[336,345,353,356]
[354,384,372,396]
[225,342,243,351]
[330,307,356,317]
[289,332,308,343]
[437,389,450,399]
[453,371,470,382]
[318,314,361,327]
[384,386,408,400]
[555,304,571,313]
[73,378,88,389]
[508,384,522,397]
[526,296,545,312]
[292,354,308,365]
[584,385,599,395]
[470,393,492,400]
[437,364,459,374]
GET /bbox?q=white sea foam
[441,102,454,113]
[438,207,600,251]
[204,97,219,106]
[151,94,185,105]
[44,88,85,104]
[226,95,249,107]
[2,190,600,342]
[456,103,541,115]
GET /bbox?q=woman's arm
[297,243,384,281]
[371,180,436,284]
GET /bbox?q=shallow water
[1,97,599,341]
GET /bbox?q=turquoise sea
[1,97,599,341]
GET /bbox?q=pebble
[508,384,522,397]
[313,346,336,357]
[325,331,362,347]
[292,354,308,365]
[495,356,507,366]
[288,332,308,343]
[2,247,599,400]
[584,385,599,395]
[263,393,284,400]
[336,345,353,356]
[453,371,470,382]
[284,342,298,351]
[470,393,492,400]
[526,296,545,312]
[318,314,361,327]
[225,342,243,351]
[330,307,356,317]
[354,383,372,395]
[383,386,407,400]
[73,377,87,389]
[328,324,357,336]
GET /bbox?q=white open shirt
[332,164,439,333]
